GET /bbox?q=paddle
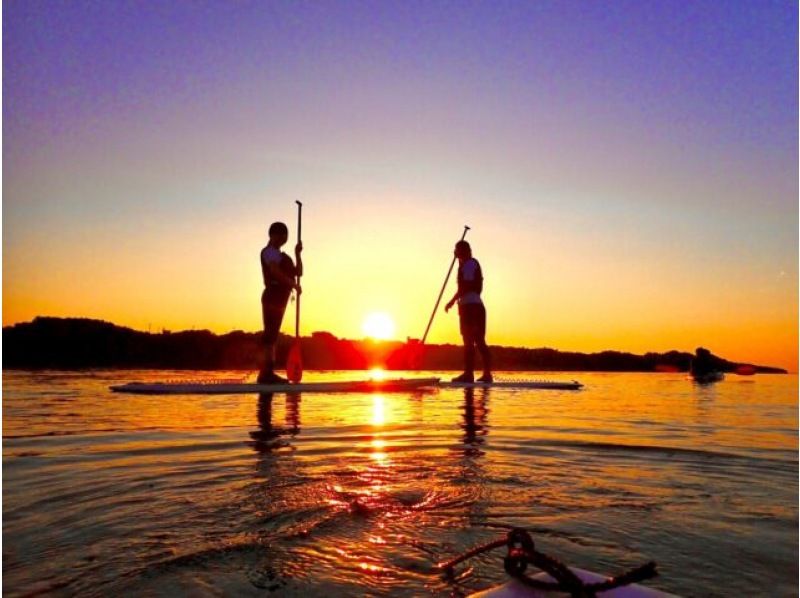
[420,225,470,347]
[286,201,303,383]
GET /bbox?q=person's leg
[450,339,475,382]
[258,292,271,381]
[258,337,280,383]
[464,338,476,375]
[453,305,476,382]
[259,295,287,383]
[475,304,492,382]
[476,339,491,381]
[260,341,276,373]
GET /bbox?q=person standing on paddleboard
[258,222,302,384]
[444,240,492,383]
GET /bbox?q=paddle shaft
[295,200,302,338]
[421,225,470,344]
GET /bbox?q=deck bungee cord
[439,528,669,598]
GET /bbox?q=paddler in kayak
[258,221,302,384]
[444,240,492,383]
[690,346,723,383]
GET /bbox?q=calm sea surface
[3,370,797,597]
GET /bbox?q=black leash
[439,528,658,598]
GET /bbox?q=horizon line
[4,315,791,372]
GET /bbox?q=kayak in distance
[690,371,724,384]
[110,377,583,395]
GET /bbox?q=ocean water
[3,370,797,597]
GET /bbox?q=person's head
[454,240,472,260]
[268,222,289,246]
[695,347,710,357]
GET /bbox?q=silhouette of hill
[2,317,787,374]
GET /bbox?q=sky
[3,1,798,370]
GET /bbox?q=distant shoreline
[2,316,788,374]
[3,367,792,376]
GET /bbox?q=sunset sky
[3,1,797,370]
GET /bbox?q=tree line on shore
[2,317,786,373]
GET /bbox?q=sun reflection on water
[370,395,390,466]
[371,394,387,426]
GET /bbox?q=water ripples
[3,371,797,596]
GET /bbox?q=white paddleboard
[443,380,582,390]
[110,377,440,395]
[470,567,678,597]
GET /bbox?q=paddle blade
[286,341,303,383]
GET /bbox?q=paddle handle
[421,225,470,344]
[296,200,302,244]
[295,200,302,338]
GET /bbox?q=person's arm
[444,288,462,312]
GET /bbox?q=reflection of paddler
[258,221,303,384]
[462,388,488,447]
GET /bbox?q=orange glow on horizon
[2,202,796,371]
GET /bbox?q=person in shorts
[445,240,492,383]
[258,221,302,384]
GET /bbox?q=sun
[362,312,396,341]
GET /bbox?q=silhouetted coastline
[2,317,788,373]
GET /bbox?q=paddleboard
[470,567,678,597]
[442,380,582,390]
[110,377,439,395]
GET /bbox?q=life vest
[457,258,483,296]
[262,251,296,305]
